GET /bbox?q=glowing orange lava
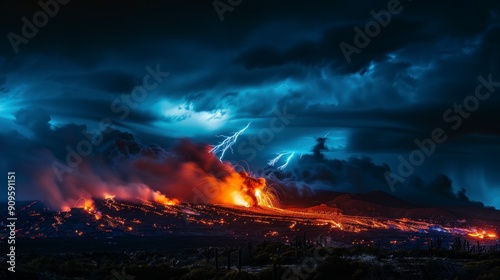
[232,191,251,208]
[254,187,279,208]
[151,191,180,206]
[467,229,498,239]
[73,197,95,213]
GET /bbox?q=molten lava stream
[467,229,498,239]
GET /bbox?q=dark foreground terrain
[1,238,500,280]
[1,197,499,279]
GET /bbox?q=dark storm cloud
[14,106,51,131]
[0,75,6,87]
[11,107,129,159]
[178,64,309,96]
[37,98,159,126]
[80,70,139,94]
[232,1,499,75]
[1,0,500,207]
[286,100,500,154]
[235,18,427,74]
[261,138,485,208]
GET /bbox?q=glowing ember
[254,187,279,208]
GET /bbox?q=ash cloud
[2,107,267,210]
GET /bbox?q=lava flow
[15,194,499,251]
[74,169,279,213]
[16,139,497,249]
[57,152,497,246]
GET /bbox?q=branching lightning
[268,153,287,166]
[268,152,295,170]
[278,152,295,170]
[210,123,251,161]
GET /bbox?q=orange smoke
[37,139,279,211]
[151,190,180,206]
[128,140,280,208]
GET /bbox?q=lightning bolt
[210,123,251,161]
[269,152,295,170]
[277,152,295,170]
[268,153,287,166]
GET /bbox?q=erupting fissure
[69,168,279,212]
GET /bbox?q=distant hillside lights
[7,0,70,54]
[385,74,500,191]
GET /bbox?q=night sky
[1,0,500,209]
